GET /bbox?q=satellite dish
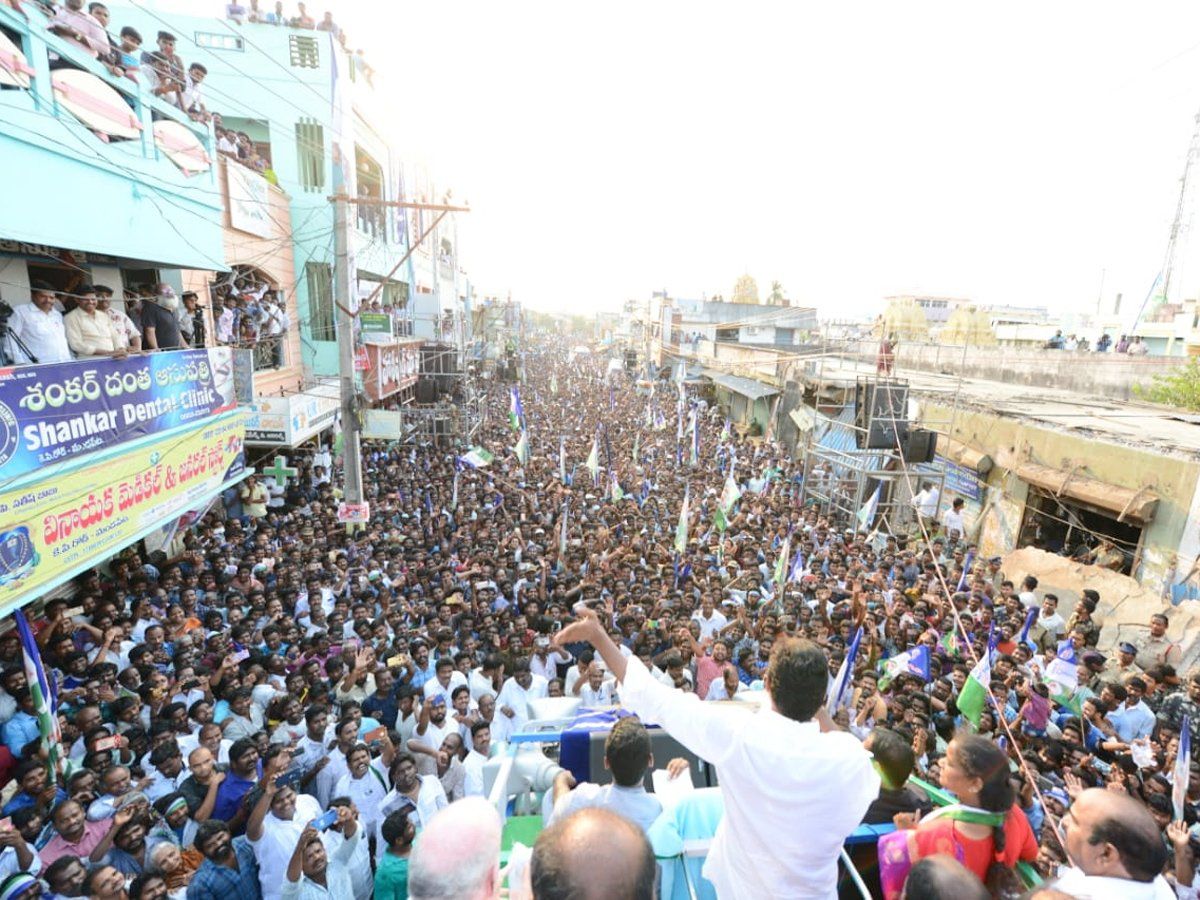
[0,32,34,89]
[52,69,141,139]
[154,120,212,175]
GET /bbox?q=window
[289,34,320,68]
[306,262,335,341]
[295,118,325,192]
[196,32,243,50]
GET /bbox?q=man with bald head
[530,807,655,900]
[902,855,988,900]
[407,796,501,900]
[1055,787,1172,899]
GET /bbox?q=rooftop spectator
[47,0,111,64]
[291,3,314,29]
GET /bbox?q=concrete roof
[797,356,1200,459]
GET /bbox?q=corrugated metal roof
[709,373,779,400]
[809,405,889,476]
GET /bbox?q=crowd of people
[0,336,1193,899]
[7,281,204,364]
[209,271,290,368]
[1045,330,1150,354]
[222,1,374,85]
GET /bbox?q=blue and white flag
[559,437,568,485]
[825,627,864,716]
[956,551,976,592]
[15,610,60,781]
[788,551,806,583]
[855,485,881,531]
[1017,606,1039,649]
[1045,639,1079,694]
[880,645,931,688]
[508,387,524,431]
[1175,715,1192,821]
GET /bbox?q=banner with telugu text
[0,411,245,609]
[0,348,238,485]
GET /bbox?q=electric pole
[332,143,364,517]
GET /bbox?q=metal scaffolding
[793,329,969,536]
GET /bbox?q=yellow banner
[0,412,245,607]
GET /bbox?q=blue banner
[0,348,238,485]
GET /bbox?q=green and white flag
[714,503,728,533]
[610,472,625,502]
[719,475,742,513]
[957,650,992,728]
[551,374,559,395]
[459,447,494,468]
[585,437,601,482]
[674,488,690,554]
[773,536,790,587]
[514,430,530,466]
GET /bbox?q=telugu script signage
[363,340,420,402]
[226,160,273,238]
[0,411,246,610]
[0,348,237,485]
[244,382,339,445]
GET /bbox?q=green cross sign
[262,455,298,486]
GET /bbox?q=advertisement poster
[0,348,237,484]
[0,412,246,608]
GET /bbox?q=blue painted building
[108,7,467,376]
[0,2,225,306]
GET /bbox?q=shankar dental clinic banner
[0,348,237,484]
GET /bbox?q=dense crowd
[0,337,1192,899]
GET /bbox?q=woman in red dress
[881,734,1038,897]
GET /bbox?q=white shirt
[941,507,966,537]
[249,793,324,900]
[530,650,570,682]
[691,610,728,642]
[422,672,467,708]
[333,762,390,834]
[1051,867,1174,900]
[9,303,71,364]
[280,824,361,900]
[619,656,879,900]
[321,825,372,900]
[495,674,549,735]
[468,669,498,703]
[578,681,616,706]
[376,777,446,858]
[411,717,454,753]
[463,749,488,797]
[914,488,940,518]
[1018,590,1039,611]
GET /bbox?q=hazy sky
[270,3,1200,317]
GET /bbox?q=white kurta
[620,656,879,900]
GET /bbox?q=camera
[0,301,13,321]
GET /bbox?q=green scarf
[923,803,1007,828]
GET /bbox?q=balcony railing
[0,3,215,171]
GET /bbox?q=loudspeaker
[855,380,910,449]
[624,349,637,371]
[416,379,436,403]
[905,428,936,463]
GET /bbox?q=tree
[1134,358,1200,410]
[731,274,759,305]
[766,281,786,305]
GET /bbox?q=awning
[1015,461,1158,523]
[935,434,993,475]
[708,373,779,401]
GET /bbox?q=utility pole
[331,142,365,521]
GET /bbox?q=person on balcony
[262,292,289,368]
[141,285,184,351]
[47,0,111,65]
[95,285,142,353]
[64,285,127,359]
[8,281,71,365]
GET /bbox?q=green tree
[731,274,759,305]
[1134,358,1200,410]
[767,281,786,305]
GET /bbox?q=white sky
[271,3,1200,317]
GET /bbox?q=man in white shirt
[691,599,728,642]
[468,656,503,703]
[912,482,940,526]
[1056,788,1173,899]
[421,658,467,708]
[1018,575,1040,611]
[462,721,491,798]
[548,717,661,833]
[940,497,966,542]
[530,637,570,682]
[8,283,71,364]
[494,663,548,737]
[555,608,878,900]
[246,764,324,900]
[573,664,616,707]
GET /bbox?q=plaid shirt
[186,837,261,900]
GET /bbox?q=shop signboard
[244,382,339,445]
[0,411,246,611]
[360,313,393,336]
[0,348,237,485]
[363,340,420,402]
